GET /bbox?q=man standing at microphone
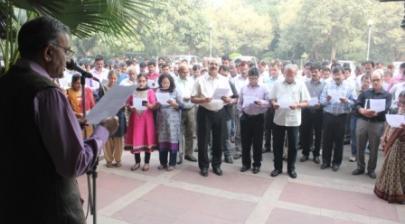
[0,16,118,224]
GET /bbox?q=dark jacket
[0,63,85,224]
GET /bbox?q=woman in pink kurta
[125,74,157,171]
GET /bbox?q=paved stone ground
[78,146,405,224]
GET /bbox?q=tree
[0,0,156,74]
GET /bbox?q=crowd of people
[58,54,405,204]
[1,16,404,224]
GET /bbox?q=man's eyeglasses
[50,43,75,58]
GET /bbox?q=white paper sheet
[369,99,386,113]
[328,90,342,103]
[87,85,136,124]
[156,92,171,105]
[133,98,147,111]
[243,96,258,108]
[278,97,293,109]
[385,114,405,128]
[212,88,229,99]
[308,97,319,106]
[147,79,157,88]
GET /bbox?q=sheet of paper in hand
[369,99,386,113]
[385,114,405,128]
[87,85,136,124]
[156,92,171,105]
[212,88,229,99]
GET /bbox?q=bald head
[371,69,383,91]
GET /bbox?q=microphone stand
[80,75,98,224]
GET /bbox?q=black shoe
[240,166,250,172]
[352,168,365,175]
[367,171,377,179]
[300,155,309,162]
[185,155,197,162]
[320,164,330,169]
[177,156,183,165]
[200,168,208,177]
[270,169,282,177]
[331,164,339,172]
[213,167,223,176]
[313,156,320,164]
[233,153,241,160]
[224,156,233,164]
[288,170,297,179]
[252,167,260,174]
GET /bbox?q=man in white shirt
[263,62,283,153]
[119,67,137,86]
[87,56,109,101]
[176,65,197,162]
[269,64,310,179]
[231,61,249,159]
[191,61,232,177]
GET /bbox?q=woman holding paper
[125,74,157,171]
[66,74,96,138]
[374,91,405,204]
[155,74,183,171]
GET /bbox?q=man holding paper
[320,65,357,172]
[300,63,325,164]
[269,64,310,179]
[238,67,270,174]
[191,61,232,177]
[352,70,392,179]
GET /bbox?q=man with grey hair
[352,70,392,179]
[0,16,118,223]
[269,64,310,179]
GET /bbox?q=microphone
[66,59,99,82]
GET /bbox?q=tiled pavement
[78,147,405,224]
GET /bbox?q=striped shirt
[320,81,357,115]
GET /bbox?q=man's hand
[100,116,119,135]
[326,96,332,102]
[339,97,348,104]
[359,108,377,118]
[221,96,231,104]
[272,102,280,110]
[289,103,299,110]
[204,97,212,103]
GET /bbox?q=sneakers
[349,156,357,162]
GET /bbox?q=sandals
[142,163,150,171]
[130,163,140,171]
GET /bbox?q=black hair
[343,66,351,72]
[158,74,176,92]
[18,16,69,59]
[364,60,375,68]
[94,55,104,62]
[192,64,201,71]
[147,61,156,67]
[400,62,405,70]
[219,65,229,73]
[139,62,147,68]
[71,74,81,84]
[332,65,344,74]
[248,67,259,77]
[310,62,321,71]
[321,66,331,72]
